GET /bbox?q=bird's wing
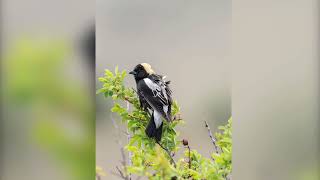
[138,92,151,111]
[138,76,172,121]
[164,81,172,104]
[164,81,172,117]
[158,75,172,117]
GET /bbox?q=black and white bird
[129,63,172,142]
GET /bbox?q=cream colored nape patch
[141,63,155,74]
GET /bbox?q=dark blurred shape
[81,25,95,68]
[182,139,189,146]
[1,0,95,179]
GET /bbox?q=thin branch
[120,147,127,168]
[173,113,182,121]
[116,166,127,179]
[111,114,129,180]
[131,88,137,94]
[110,171,124,179]
[128,114,147,121]
[156,142,177,167]
[182,140,192,169]
[124,96,135,105]
[187,145,191,169]
[204,121,220,154]
[120,129,130,136]
[126,102,132,180]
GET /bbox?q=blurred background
[233,0,319,179]
[1,0,319,180]
[1,0,95,180]
[96,0,231,179]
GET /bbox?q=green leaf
[105,69,113,77]
[115,66,119,75]
[96,88,105,94]
[121,70,127,80]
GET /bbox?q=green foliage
[4,39,94,180]
[98,67,232,179]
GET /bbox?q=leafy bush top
[97,67,232,180]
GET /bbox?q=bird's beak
[129,71,137,75]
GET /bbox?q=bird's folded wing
[138,78,171,121]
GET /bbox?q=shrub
[97,67,232,180]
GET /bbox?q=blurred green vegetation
[98,67,232,179]
[3,38,94,180]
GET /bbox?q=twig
[120,147,127,168]
[111,114,129,180]
[126,102,132,180]
[156,142,177,167]
[128,114,147,121]
[116,166,127,179]
[173,113,182,121]
[182,139,192,169]
[204,121,220,154]
[187,145,191,169]
[124,97,133,104]
[131,88,137,94]
[110,171,124,179]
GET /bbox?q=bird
[129,63,172,142]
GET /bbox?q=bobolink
[129,63,172,142]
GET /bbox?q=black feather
[145,113,163,142]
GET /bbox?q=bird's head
[129,63,155,81]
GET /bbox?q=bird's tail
[145,114,163,142]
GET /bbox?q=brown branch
[204,121,220,154]
[156,142,177,167]
[187,145,191,169]
[127,114,147,121]
[124,96,134,104]
[182,139,192,169]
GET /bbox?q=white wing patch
[143,78,167,104]
[144,78,160,91]
[154,110,163,128]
